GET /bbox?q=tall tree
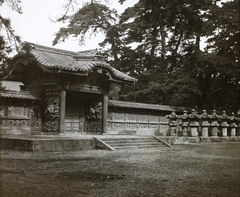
[203,0,240,110]
[119,0,220,108]
[53,2,119,45]
[0,0,22,80]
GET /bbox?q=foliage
[202,0,240,110]
[52,2,119,46]
[53,0,239,111]
[118,0,220,107]
[53,1,124,69]
[0,0,22,80]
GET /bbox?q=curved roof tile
[0,91,40,100]
[15,43,137,83]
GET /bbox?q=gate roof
[11,42,137,84]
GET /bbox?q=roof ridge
[0,90,33,93]
[35,44,78,56]
[77,49,98,55]
[109,100,169,107]
[31,44,99,59]
[24,42,79,56]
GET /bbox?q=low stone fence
[0,105,31,134]
[0,105,41,135]
[166,109,240,140]
[107,112,168,135]
[107,100,173,135]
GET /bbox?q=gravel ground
[0,142,240,197]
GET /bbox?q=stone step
[99,137,166,150]
[114,144,165,150]
[103,139,158,144]
[100,137,154,142]
[106,141,164,147]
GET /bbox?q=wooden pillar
[102,94,108,134]
[5,106,8,117]
[59,90,66,133]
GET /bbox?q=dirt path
[0,142,240,197]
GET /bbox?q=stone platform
[0,134,95,151]
[0,134,165,151]
[0,134,239,151]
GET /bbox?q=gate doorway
[64,91,102,134]
[65,106,85,132]
[65,91,86,133]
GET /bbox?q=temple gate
[2,42,136,135]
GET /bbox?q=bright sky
[1,0,137,52]
[1,0,226,52]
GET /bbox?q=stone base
[210,137,221,142]
[107,129,168,136]
[42,132,59,135]
[189,137,200,143]
[0,127,31,135]
[0,135,94,151]
[200,137,212,143]
[172,137,190,145]
[230,136,239,141]
[150,137,201,145]
[220,137,230,141]
[107,130,137,135]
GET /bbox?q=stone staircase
[94,136,170,150]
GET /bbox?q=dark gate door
[65,107,80,132]
[65,106,85,132]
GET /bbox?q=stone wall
[0,105,39,135]
[0,88,41,135]
[107,112,169,135]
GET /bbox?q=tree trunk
[150,26,158,57]
[160,26,166,61]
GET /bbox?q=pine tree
[0,0,22,89]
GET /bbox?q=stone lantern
[181,110,189,136]
[188,109,200,137]
[228,112,238,138]
[236,114,240,138]
[209,110,219,137]
[219,111,229,139]
[200,110,210,137]
[166,111,179,136]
